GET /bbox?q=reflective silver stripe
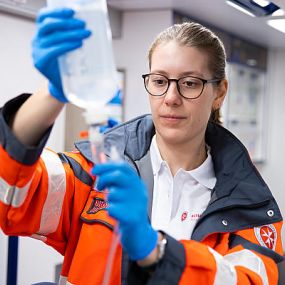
[59,276,68,285]
[0,177,33,207]
[30,233,47,242]
[38,149,66,235]
[224,249,269,285]
[65,282,74,285]
[12,178,33,207]
[208,247,237,285]
[0,177,14,205]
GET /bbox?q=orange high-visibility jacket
[0,94,284,285]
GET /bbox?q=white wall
[113,9,173,120]
[0,12,64,285]
[0,12,66,150]
[258,49,285,243]
[0,230,8,285]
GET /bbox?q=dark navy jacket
[75,113,284,284]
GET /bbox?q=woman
[0,7,283,285]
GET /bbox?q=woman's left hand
[91,161,158,260]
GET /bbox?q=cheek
[200,92,216,113]
[149,96,161,115]
[191,97,214,123]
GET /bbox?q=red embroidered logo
[87,198,108,214]
[254,224,277,250]
[181,211,188,221]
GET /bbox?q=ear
[213,79,228,110]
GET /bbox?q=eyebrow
[151,70,205,78]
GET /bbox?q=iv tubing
[89,125,121,285]
[102,223,120,285]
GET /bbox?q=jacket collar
[75,114,272,205]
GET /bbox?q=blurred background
[0,0,285,284]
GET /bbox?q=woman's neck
[155,135,207,176]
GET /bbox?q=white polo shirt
[150,135,217,240]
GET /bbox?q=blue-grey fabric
[0,94,52,165]
[75,113,284,283]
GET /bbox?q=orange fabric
[178,228,282,285]
[179,240,216,285]
[236,266,264,285]
[81,190,117,227]
[69,219,121,284]
[0,145,36,187]
[235,221,284,256]
[0,148,122,284]
[0,146,283,284]
[255,251,279,285]
[0,150,48,235]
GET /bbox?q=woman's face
[149,41,227,147]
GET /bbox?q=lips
[159,114,187,125]
[160,114,186,120]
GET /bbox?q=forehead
[151,41,211,77]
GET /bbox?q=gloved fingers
[36,17,86,37]
[108,201,142,225]
[36,7,75,24]
[108,118,119,128]
[33,41,83,70]
[95,169,132,191]
[99,125,108,133]
[108,203,130,223]
[107,186,129,203]
[38,29,91,48]
[99,118,119,133]
[92,161,135,177]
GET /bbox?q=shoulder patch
[80,191,116,228]
[87,197,108,214]
[254,224,277,250]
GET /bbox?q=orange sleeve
[0,145,92,255]
[128,221,283,284]
[178,221,283,285]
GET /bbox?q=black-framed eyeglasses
[142,73,222,99]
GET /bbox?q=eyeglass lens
[144,74,204,99]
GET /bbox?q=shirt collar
[150,135,163,175]
[186,147,217,190]
[150,136,216,190]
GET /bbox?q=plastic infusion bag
[47,0,119,109]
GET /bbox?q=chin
[157,128,188,145]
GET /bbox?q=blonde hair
[148,22,226,124]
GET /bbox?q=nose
[164,81,182,105]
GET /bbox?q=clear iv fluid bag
[47,0,118,109]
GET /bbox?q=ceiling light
[252,0,270,7]
[272,9,285,16]
[267,19,285,33]
[226,0,255,16]
[226,0,280,17]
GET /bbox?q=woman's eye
[182,79,199,88]
[153,79,167,85]
[185,81,196,87]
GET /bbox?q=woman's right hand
[32,7,91,102]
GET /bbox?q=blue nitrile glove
[99,89,122,133]
[99,118,119,133]
[32,7,91,102]
[92,161,158,260]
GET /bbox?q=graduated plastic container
[47,0,118,109]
